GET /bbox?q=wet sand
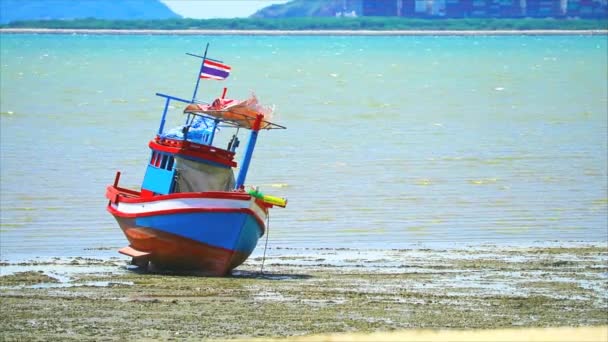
[1,28,607,35]
[1,245,607,340]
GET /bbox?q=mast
[235,114,264,189]
[191,43,210,103]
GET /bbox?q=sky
[161,0,289,19]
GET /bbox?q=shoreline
[1,28,607,35]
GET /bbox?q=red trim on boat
[105,185,268,227]
[254,198,274,209]
[252,113,263,131]
[140,189,155,198]
[151,137,237,168]
[106,204,267,235]
[106,185,252,204]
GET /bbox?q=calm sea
[1,34,606,260]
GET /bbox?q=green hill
[251,0,362,18]
[0,0,180,24]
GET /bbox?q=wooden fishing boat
[105,44,286,276]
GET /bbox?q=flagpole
[191,43,209,103]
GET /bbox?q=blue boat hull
[113,212,263,275]
[106,187,268,276]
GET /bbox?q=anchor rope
[260,211,270,274]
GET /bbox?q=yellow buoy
[248,188,287,208]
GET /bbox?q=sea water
[0,34,606,260]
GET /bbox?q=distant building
[362,0,399,16]
[567,0,608,18]
[526,0,563,17]
[360,0,607,18]
[336,10,358,17]
[401,0,417,16]
[362,0,421,17]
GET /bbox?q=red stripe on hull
[107,204,266,236]
[105,185,255,204]
[115,217,248,276]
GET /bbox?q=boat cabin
[139,92,284,198]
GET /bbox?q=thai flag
[200,59,231,80]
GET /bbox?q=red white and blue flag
[200,59,231,80]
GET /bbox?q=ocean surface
[1,34,606,261]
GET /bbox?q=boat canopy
[184,96,285,130]
[174,156,235,192]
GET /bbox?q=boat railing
[155,92,198,136]
[155,92,225,147]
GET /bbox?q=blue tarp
[161,116,218,144]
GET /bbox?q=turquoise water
[1,34,606,260]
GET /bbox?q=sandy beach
[1,28,607,35]
[253,326,608,342]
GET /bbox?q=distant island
[0,0,180,24]
[0,0,606,32]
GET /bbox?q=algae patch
[0,271,59,286]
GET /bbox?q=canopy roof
[183,98,285,130]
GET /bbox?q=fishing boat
[105,44,287,276]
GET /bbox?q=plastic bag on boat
[209,93,274,119]
[161,116,218,143]
[183,93,275,128]
[239,92,274,121]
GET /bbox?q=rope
[260,211,270,274]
